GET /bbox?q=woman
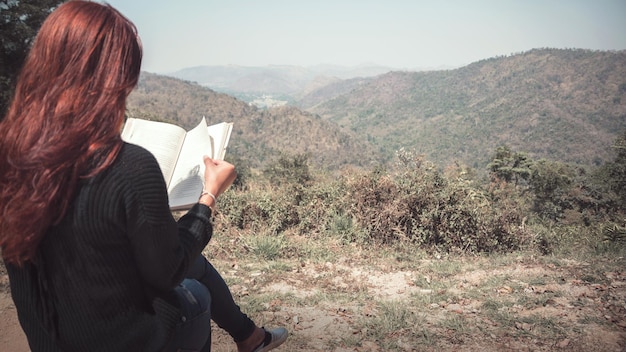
[0,1,286,351]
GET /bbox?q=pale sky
[104,0,626,74]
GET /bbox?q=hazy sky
[104,0,626,73]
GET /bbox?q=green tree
[587,131,626,216]
[487,145,533,185]
[263,153,312,187]
[528,159,574,220]
[1,0,62,118]
[605,131,626,208]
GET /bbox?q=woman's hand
[199,156,236,208]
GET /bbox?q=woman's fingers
[203,156,236,197]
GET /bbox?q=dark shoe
[252,327,288,352]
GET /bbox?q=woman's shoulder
[108,143,164,184]
[117,142,161,170]
[120,142,156,159]
[107,142,168,201]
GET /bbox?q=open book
[121,117,233,210]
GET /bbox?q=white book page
[207,121,233,160]
[121,118,186,185]
[168,117,213,210]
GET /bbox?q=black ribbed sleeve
[5,143,213,352]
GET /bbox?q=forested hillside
[125,73,381,170]
[305,49,626,169]
[126,49,626,172]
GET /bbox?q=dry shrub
[217,151,530,254]
[223,189,300,234]
[343,152,530,253]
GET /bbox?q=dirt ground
[2,253,626,351]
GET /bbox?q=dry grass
[207,231,626,351]
[1,228,624,351]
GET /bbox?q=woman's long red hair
[0,1,142,265]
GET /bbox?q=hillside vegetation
[128,49,626,173]
[125,73,381,170]
[305,49,626,169]
[201,133,625,350]
[124,49,626,250]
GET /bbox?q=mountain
[168,64,395,96]
[127,49,626,173]
[124,73,381,170]
[296,76,374,110]
[304,48,626,169]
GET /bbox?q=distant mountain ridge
[168,64,396,95]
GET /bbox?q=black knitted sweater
[5,143,213,351]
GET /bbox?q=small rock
[498,286,513,294]
[557,339,570,348]
[447,304,463,313]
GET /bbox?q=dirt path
[2,254,626,351]
[0,292,27,351]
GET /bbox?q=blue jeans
[163,278,212,352]
[187,256,256,343]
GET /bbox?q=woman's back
[7,144,191,351]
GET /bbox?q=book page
[121,118,186,185]
[168,117,213,210]
[207,121,234,160]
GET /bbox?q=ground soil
[2,251,625,351]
